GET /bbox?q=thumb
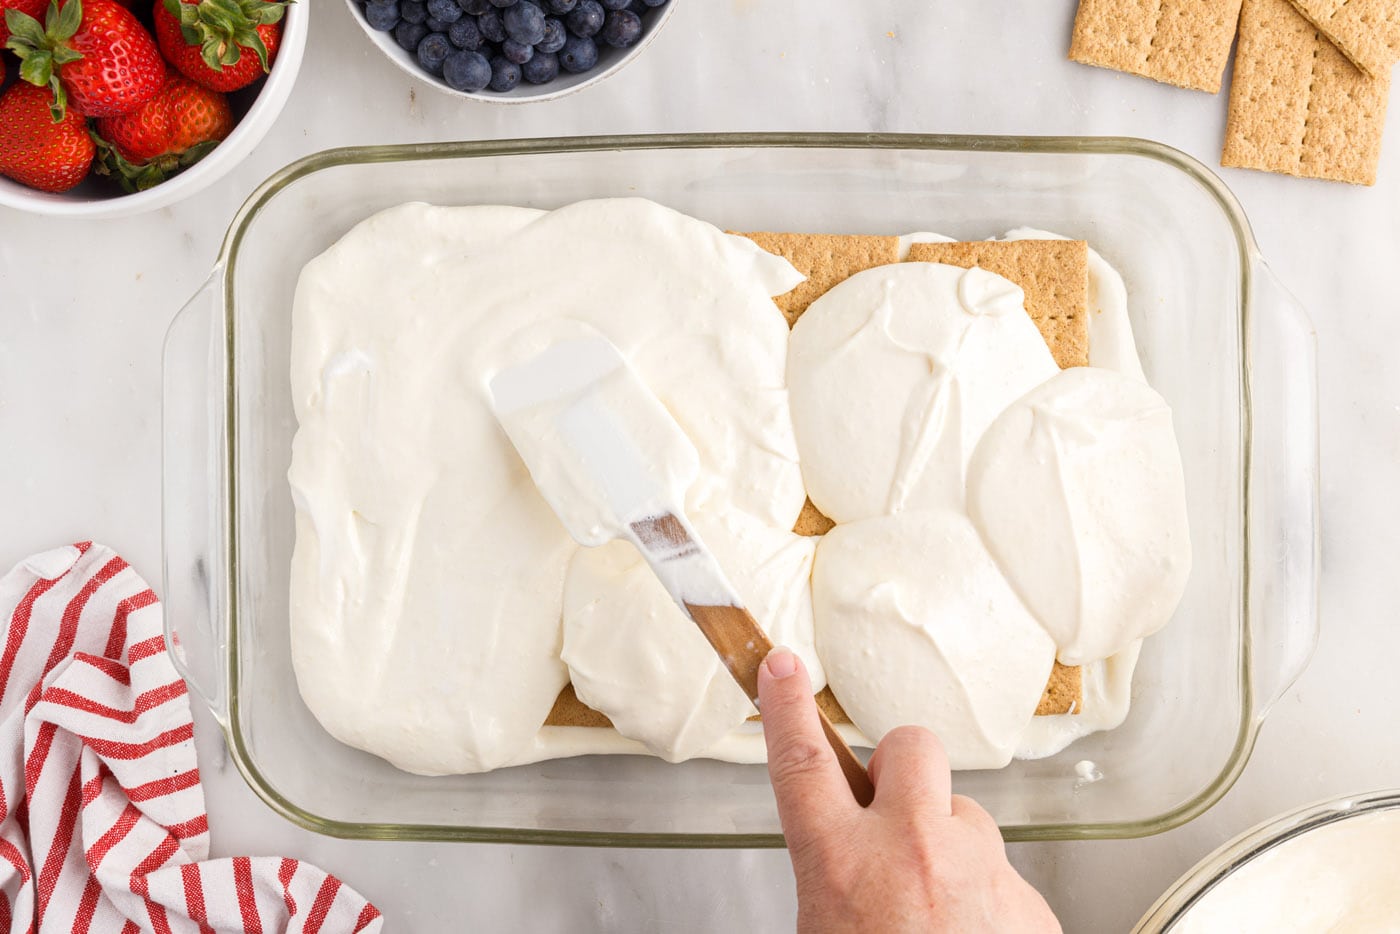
[758,647,858,847]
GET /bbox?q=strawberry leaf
[177,138,220,166]
[49,0,80,42]
[240,28,267,70]
[91,128,222,193]
[45,76,67,121]
[4,9,49,47]
[6,0,84,120]
[198,35,225,70]
[241,0,286,25]
[166,0,287,74]
[17,49,52,87]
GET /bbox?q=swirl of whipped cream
[967,366,1192,666]
[813,509,1057,770]
[562,511,821,763]
[787,262,1059,523]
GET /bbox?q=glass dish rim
[213,132,1261,847]
[1135,789,1400,931]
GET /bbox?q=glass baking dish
[161,133,1320,846]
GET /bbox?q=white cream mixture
[289,202,1190,774]
[289,199,806,774]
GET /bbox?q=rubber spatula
[489,333,874,807]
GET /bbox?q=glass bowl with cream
[1135,790,1400,932]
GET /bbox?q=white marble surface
[0,1,1394,930]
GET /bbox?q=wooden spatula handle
[686,603,875,807]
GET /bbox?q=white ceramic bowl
[345,0,677,103]
[0,1,308,218]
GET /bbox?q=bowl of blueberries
[348,0,674,100]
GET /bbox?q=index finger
[758,648,860,844]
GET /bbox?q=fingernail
[764,646,798,679]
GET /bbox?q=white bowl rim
[343,0,678,105]
[0,0,309,219]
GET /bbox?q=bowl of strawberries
[0,0,306,216]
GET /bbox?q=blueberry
[599,9,639,46]
[457,0,489,11]
[425,15,448,30]
[498,37,532,62]
[639,0,665,5]
[417,31,452,72]
[487,0,517,6]
[364,0,400,30]
[565,0,602,36]
[520,49,557,83]
[394,19,430,49]
[558,32,597,71]
[599,0,627,8]
[400,0,427,22]
[536,16,565,51]
[488,54,521,89]
[426,0,463,21]
[442,48,492,90]
[544,0,575,9]
[448,16,481,47]
[503,1,545,44]
[477,9,507,40]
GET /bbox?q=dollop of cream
[562,511,821,762]
[812,510,1056,770]
[787,262,1059,523]
[966,367,1192,666]
[288,199,805,774]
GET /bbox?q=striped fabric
[0,543,382,933]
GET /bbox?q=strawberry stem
[164,0,289,74]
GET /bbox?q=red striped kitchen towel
[0,542,383,933]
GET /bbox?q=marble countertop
[1,1,1391,930]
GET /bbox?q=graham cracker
[1288,0,1400,78]
[1069,0,1245,93]
[546,682,613,728]
[543,232,1089,731]
[1223,0,1391,185]
[794,497,837,537]
[738,232,900,326]
[1036,662,1085,716]
[905,239,1090,369]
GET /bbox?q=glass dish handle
[1246,257,1321,721]
[162,270,230,726]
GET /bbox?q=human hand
[758,647,1061,934]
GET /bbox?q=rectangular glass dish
[161,134,1319,845]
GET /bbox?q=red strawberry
[6,0,164,120]
[96,71,231,160]
[0,0,46,44]
[94,71,230,189]
[153,0,287,93]
[0,79,94,191]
